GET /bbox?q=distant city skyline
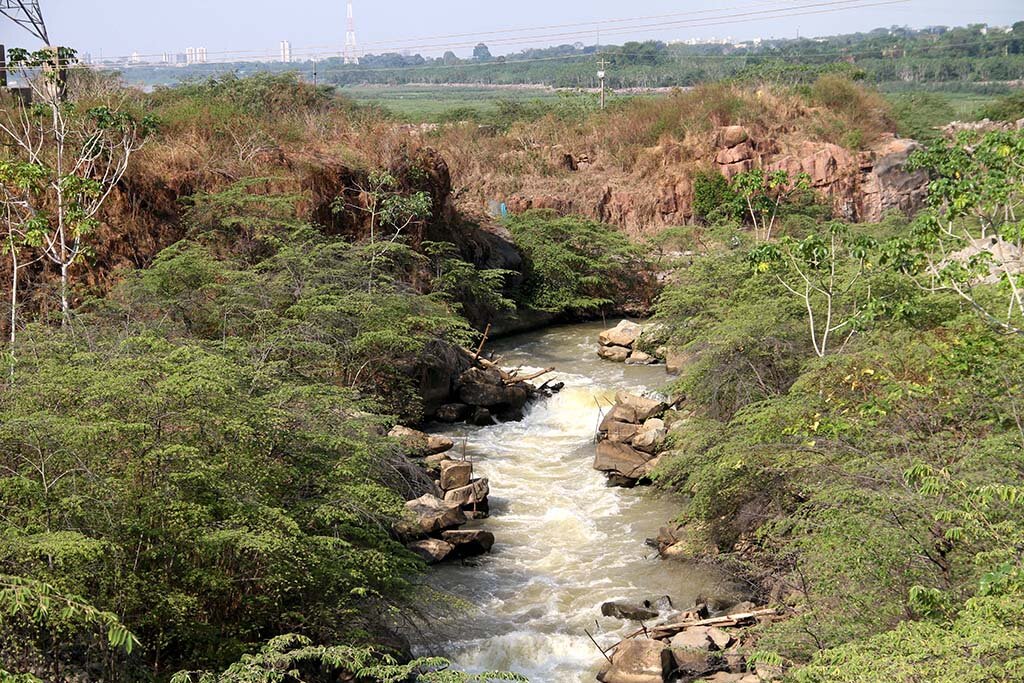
[0,0,1021,64]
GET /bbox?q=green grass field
[339,84,567,121]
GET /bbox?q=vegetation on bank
[652,120,1024,679]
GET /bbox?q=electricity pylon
[0,0,50,45]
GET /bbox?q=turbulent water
[411,322,736,682]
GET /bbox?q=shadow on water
[408,322,741,682]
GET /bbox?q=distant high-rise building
[130,51,140,64]
[344,1,359,65]
[197,47,208,64]
[280,40,292,63]
[186,47,196,64]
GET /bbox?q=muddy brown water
[411,321,738,682]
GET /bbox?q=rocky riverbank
[390,425,495,565]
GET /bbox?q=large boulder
[457,368,531,410]
[388,425,454,457]
[599,320,643,348]
[440,460,473,491]
[435,403,470,423]
[669,628,715,673]
[407,538,454,564]
[400,494,467,536]
[594,442,652,479]
[598,345,632,363]
[441,529,496,558]
[598,639,672,683]
[443,478,490,507]
[615,392,667,422]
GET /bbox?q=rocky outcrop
[597,321,660,366]
[600,605,783,683]
[392,425,495,564]
[505,130,929,236]
[594,392,668,487]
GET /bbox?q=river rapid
[412,321,736,682]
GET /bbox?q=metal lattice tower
[344,0,358,65]
[0,0,49,45]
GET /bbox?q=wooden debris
[607,609,780,652]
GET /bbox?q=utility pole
[597,57,608,110]
[344,0,359,65]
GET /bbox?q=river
[412,321,737,682]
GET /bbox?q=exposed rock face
[598,639,672,683]
[505,130,929,236]
[944,237,1024,285]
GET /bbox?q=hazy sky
[1,0,1021,62]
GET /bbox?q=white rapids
[411,322,736,682]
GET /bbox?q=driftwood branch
[607,609,780,652]
[472,323,491,363]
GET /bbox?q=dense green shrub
[505,210,648,315]
[692,171,743,226]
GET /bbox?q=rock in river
[601,601,660,621]
[443,478,490,507]
[440,460,473,491]
[599,639,672,683]
[598,345,632,363]
[442,529,496,558]
[407,538,454,564]
[615,391,667,422]
[594,441,653,479]
[599,320,643,348]
[401,494,467,536]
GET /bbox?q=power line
[76,0,904,66]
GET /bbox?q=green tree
[883,129,1024,335]
[748,222,878,357]
[0,47,154,324]
[731,169,812,241]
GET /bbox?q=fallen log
[606,609,780,652]
[505,367,555,384]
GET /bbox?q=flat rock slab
[594,441,653,479]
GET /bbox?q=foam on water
[410,322,733,681]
